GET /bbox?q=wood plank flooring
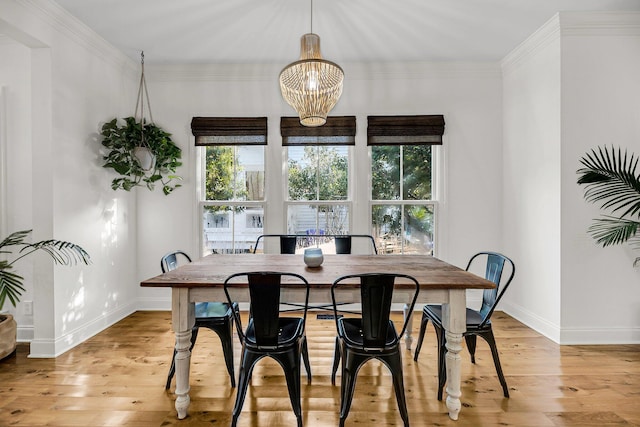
[1,311,638,426]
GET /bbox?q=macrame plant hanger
[133,51,155,171]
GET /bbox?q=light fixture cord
[310,0,313,34]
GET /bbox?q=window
[193,115,443,256]
[193,117,267,255]
[283,117,355,251]
[368,115,445,255]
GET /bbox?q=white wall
[0,0,140,356]
[502,12,640,344]
[0,37,34,339]
[559,12,640,343]
[501,16,563,341]
[136,62,505,309]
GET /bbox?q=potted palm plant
[0,230,91,359]
[577,146,640,266]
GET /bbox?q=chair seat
[338,318,399,349]
[244,317,304,348]
[424,305,491,330]
[195,301,233,320]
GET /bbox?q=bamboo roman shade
[191,117,268,145]
[367,115,445,145]
[281,116,356,146]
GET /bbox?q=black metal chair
[330,273,420,427]
[413,251,515,399]
[254,234,378,255]
[334,234,378,254]
[224,271,311,427]
[252,234,297,254]
[162,250,237,389]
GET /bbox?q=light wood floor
[1,311,639,427]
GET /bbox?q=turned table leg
[172,288,195,419]
[442,289,466,420]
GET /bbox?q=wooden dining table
[141,253,495,421]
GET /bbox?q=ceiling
[53,0,640,64]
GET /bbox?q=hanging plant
[100,117,182,195]
[99,51,182,195]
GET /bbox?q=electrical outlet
[23,301,33,316]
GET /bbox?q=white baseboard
[17,325,34,342]
[137,296,171,311]
[559,326,640,344]
[502,301,640,344]
[501,300,561,343]
[28,302,137,358]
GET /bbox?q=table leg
[441,289,466,420]
[172,288,195,420]
[444,330,463,420]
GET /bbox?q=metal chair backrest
[224,271,310,347]
[335,236,352,254]
[252,234,297,254]
[253,234,378,254]
[279,236,297,254]
[335,234,378,254]
[331,273,419,348]
[360,275,394,347]
[161,250,192,273]
[466,252,515,327]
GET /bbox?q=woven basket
[0,314,17,360]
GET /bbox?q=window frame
[193,115,444,257]
[283,116,356,236]
[367,115,445,256]
[194,117,268,256]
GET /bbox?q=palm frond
[0,268,26,308]
[18,240,92,265]
[577,146,640,218]
[588,216,639,247]
[0,229,32,254]
[0,230,91,310]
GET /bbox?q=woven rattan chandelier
[279,0,344,127]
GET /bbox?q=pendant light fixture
[279,0,344,127]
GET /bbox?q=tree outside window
[202,145,264,255]
[372,145,434,254]
[287,145,349,242]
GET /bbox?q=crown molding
[147,63,282,82]
[344,61,501,80]
[501,14,561,74]
[559,11,640,36]
[502,11,640,74]
[147,61,501,83]
[13,0,137,75]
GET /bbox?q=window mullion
[315,147,320,232]
[232,146,238,200]
[315,146,320,200]
[399,146,405,253]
